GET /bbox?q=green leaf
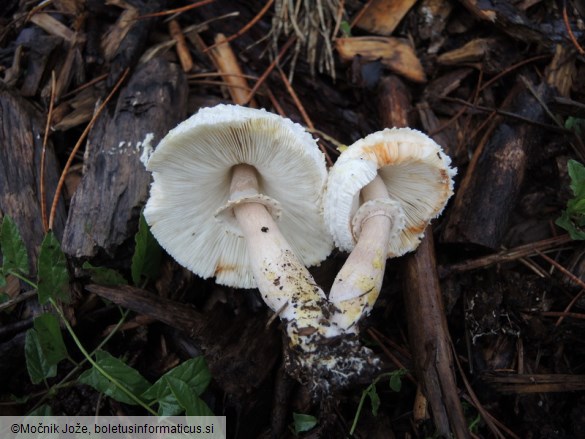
[37,232,70,304]
[0,292,8,303]
[33,313,68,366]
[556,211,585,240]
[25,329,57,384]
[131,214,161,286]
[143,357,210,399]
[566,117,585,138]
[339,20,352,37]
[292,413,317,435]
[165,376,214,416]
[1,215,29,276]
[78,350,151,405]
[142,357,211,416]
[568,159,585,198]
[389,369,406,392]
[0,273,5,288]
[366,385,381,416]
[82,262,128,286]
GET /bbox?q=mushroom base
[284,333,381,398]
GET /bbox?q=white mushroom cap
[324,127,456,257]
[144,104,332,288]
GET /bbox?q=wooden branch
[482,372,585,393]
[86,283,280,397]
[402,234,469,438]
[377,76,469,438]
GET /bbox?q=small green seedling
[0,215,213,416]
[349,369,407,436]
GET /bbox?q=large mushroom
[144,104,375,390]
[324,128,456,332]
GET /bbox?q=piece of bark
[0,86,66,272]
[208,33,257,107]
[168,19,193,72]
[85,283,280,396]
[336,37,426,83]
[105,0,164,87]
[442,78,549,249]
[402,234,470,439]
[437,38,494,65]
[417,0,453,43]
[376,76,469,437]
[354,0,416,35]
[457,0,576,48]
[62,57,187,258]
[29,12,76,43]
[377,76,411,128]
[20,35,60,97]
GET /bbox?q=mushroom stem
[329,175,399,333]
[229,164,336,347]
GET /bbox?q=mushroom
[323,128,456,332]
[144,104,376,390]
[144,104,332,340]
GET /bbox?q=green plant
[349,369,407,436]
[556,159,585,239]
[291,413,317,436]
[0,215,213,416]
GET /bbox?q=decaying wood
[457,0,561,47]
[442,78,549,249]
[354,0,416,35]
[53,86,100,131]
[417,0,453,44]
[377,75,468,437]
[62,57,187,259]
[402,234,470,438]
[29,12,76,43]
[438,234,573,277]
[437,38,495,65]
[85,283,280,397]
[483,372,585,393]
[545,44,577,98]
[20,35,60,97]
[377,76,411,128]
[103,0,163,87]
[0,87,66,271]
[335,37,426,83]
[168,19,194,73]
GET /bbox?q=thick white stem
[230,164,335,348]
[329,175,393,333]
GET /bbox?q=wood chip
[437,38,494,65]
[29,12,76,43]
[336,36,426,83]
[169,19,194,72]
[208,33,257,106]
[101,6,139,62]
[354,0,417,35]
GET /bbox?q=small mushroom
[324,128,456,332]
[144,104,337,361]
